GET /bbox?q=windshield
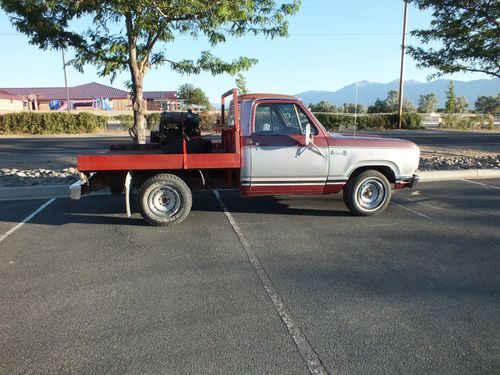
[309,111,328,133]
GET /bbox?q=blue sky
[0,0,494,103]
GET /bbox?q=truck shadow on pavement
[5,190,351,227]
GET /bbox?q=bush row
[0,112,107,134]
[114,111,221,132]
[118,112,424,132]
[0,110,425,135]
[439,114,494,130]
[112,113,161,130]
[313,112,424,130]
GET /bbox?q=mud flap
[125,172,132,217]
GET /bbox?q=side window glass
[278,104,301,133]
[226,103,234,127]
[255,105,273,133]
[225,102,240,128]
[295,105,318,135]
[254,103,317,136]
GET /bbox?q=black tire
[138,173,192,226]
[342,187,353,212]
[343,170,391,216]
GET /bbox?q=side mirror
[305,123,312,146]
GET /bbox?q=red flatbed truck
[70,88,420,225]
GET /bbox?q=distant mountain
[296,78,500,109]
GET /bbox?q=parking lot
[0,179,499,374]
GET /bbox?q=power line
[0,31,408,37]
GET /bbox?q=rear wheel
[138,173,192,226]
[343,170,391,216]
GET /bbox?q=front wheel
[138,173,192,226]
[343,171,391,216]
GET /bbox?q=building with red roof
[143,91,179,111]
[0,89,24,111]
[0,82,178,111]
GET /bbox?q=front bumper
[408,174,419,188]
[69,180,84,200]
[396,174,419,189]
[69,171,90,200]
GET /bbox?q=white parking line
[392,202,432,220]
[460,179,500,190]
[0,198,55,244]
[213,190,328,375]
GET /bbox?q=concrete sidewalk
[418,168,500,182]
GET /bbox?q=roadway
[1,179,499,374]
[1,130,500,156]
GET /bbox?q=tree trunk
[131,81,146,144]
[125,13,147,144]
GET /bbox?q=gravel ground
[418,154,500,171]
[0,167,78,187]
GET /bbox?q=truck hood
[327,132,418,149]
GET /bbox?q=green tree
[455,96,469,113]
[475,94,500,114]
[408,1,500,78]
[341,103,367,114]
[445,81,456,113]
[235,74,249,95]
[316,100,334,112]
[368,98,388,113]
[178,84,210,109]
[368,90,416,113]
[0,0,300,143]
[418,93,438,113]
[385,90,400,112]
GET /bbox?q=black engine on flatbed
[150,111,211,154]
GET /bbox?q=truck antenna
[353,81,358,139]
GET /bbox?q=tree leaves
[408,0,500,78]
[0,0,300,77]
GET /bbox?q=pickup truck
[70,89,419,226]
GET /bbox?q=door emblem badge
[331,150,347,156]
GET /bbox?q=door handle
[255,142,267,147]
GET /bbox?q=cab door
[248,101,329,194]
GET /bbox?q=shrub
[384,112,424,129]
[0,112,107,134]
[145,112,161,129]
[112,114,134,129]
[440,114,495,130]
[365,115,390,129]
[313,112,424,130]
[199,111,221,131]
[112,113,162,130]
[110,111,220,133]
[313,113,351,130]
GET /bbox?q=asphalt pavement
[0,179,499,374]
[1,130,499,156]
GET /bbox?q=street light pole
[61,48,71,112]
[397,0,409,130]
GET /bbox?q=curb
[0,185,109,201]
[418,169,500,182]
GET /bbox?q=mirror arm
[309,142,326,158]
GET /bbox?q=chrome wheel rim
[147,185,181,218]
[356,178,385,210]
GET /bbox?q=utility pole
[397,0,409,130]
[61,48,71,112]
